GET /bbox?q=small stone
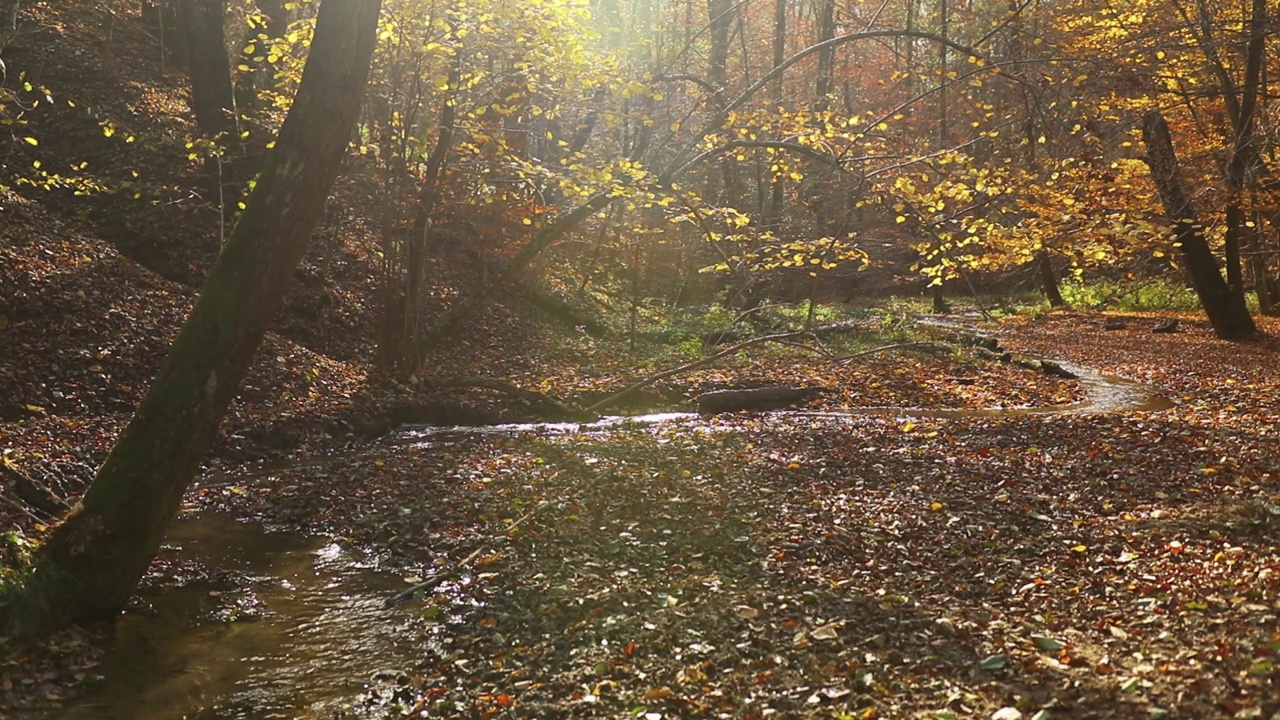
[933,617,958,636]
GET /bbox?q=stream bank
[45,358,1175,719]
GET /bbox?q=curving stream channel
[60,362,1171,720]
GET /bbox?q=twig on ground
[774,339,837,358]
[0,491,49,524]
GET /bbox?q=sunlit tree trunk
[765,0,786,225]
[1219,0,1266,321]
[19,0,381,630]
[936,0,949,146]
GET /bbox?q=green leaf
[978,654,1006,671]
[1031,635,1066,652]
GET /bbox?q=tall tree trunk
[1219,0,1267,320]
[144,0,190,71]
[401,62,458,376]
[814,0,836,110]
[707,0,732,90]
[181,0,235,142]
[707,0,737,207]
[1250,253,1275,316]
[936,0,949,147]
[1141,110,1255,340]
[20,0,381,630]
[766,0,786,224]
[1038,250,1065,307]
[0,0,15,81]
[181,0,239,209]
[0,0,17,53]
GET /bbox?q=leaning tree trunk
[23,0,380,630]
[1140,110,1255,340]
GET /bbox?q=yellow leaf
[930,501,944,511]
[1071,544,1087,553]
[901,421,916,432]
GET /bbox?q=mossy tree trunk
[27,0,380,629]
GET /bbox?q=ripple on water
[61,513,430,720]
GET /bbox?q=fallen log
[432,376,594,421]
[1,458,66,519]
[583,330,807,414]
[1038,360,1079,379]
[697,386,829,414]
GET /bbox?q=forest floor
[173,310,1276,720]
[4,260,1279,720]
[3,3,1279,718]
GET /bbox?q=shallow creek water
[62,514,426,720]
[60,364,1170,719]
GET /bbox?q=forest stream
[60,363,1170,720]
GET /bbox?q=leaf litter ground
[168,313,1279,719]
[2,198,1274,717]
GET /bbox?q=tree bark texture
[0,0,16,51]
[181,0,235,142]
[0,0,18,79]
[1038,251,1066,307]
[31,0,381,628]
[1140,110,1255,340]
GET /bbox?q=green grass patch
[0,533,63,639]
[1058,277,1202,312]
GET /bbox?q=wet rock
[1039,360,1079,379]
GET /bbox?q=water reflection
[63,514,418,720]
